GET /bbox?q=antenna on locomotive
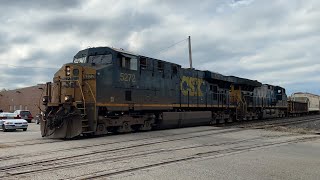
[188,36,193,69]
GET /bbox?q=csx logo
[180,76,204,97]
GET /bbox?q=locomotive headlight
[64,95,72,102]
[42,96,49,105]
[66,66,71,76]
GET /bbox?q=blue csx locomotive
[41,47,288,138]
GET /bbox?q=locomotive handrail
[85,81,97,122]
[76,80,86,116]
[85,82,96,103]
[59,80,78,82]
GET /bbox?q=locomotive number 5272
[120,73,136,82]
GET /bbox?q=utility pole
[188,36,193,69]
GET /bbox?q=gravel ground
[264,115,320,134]
[285,119,320,133]
[0,117,320,180]
[228,114,320,134]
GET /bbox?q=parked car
[0,119,28,132]
[0,112,20,119]
[14,110,33,123]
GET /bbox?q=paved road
[0,122,319,180]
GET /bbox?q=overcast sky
[0,0,319,95]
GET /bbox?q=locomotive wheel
[226,116,233,123]
[107,127,119,134]
[131,124,143,132]
[218,118,225,124]
[209,118,217,125]
[117,122,133,133]
[139,120,152,131]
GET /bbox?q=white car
[0,119,28,132]
[0,112,19,119]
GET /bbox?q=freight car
[287,98,308,116]
[41,47,288,138]
[291,92,320,114]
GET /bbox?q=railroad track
[70,135,320,180]
[0,138,62,149]
[0,127,249,175]
[232,115,320,129]
[1,115,319,162]
[2,133,314,179]
[0,127,242,161]
[256,119,320,129]
[0,136,264,178]
[1,116,319,179]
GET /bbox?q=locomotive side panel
[102,54,179,111]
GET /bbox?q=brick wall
[0,84,46,117]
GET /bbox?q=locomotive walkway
[0,116,320,180]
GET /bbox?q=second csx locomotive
[41,47,288,138]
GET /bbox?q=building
[0,84,46,117]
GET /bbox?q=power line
[148,38,188,56]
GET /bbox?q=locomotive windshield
[88,54,112,64]
[73,54,113,64]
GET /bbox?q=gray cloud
[0,0,319,95]
[36,10,161,37]
[0,0,82,11]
